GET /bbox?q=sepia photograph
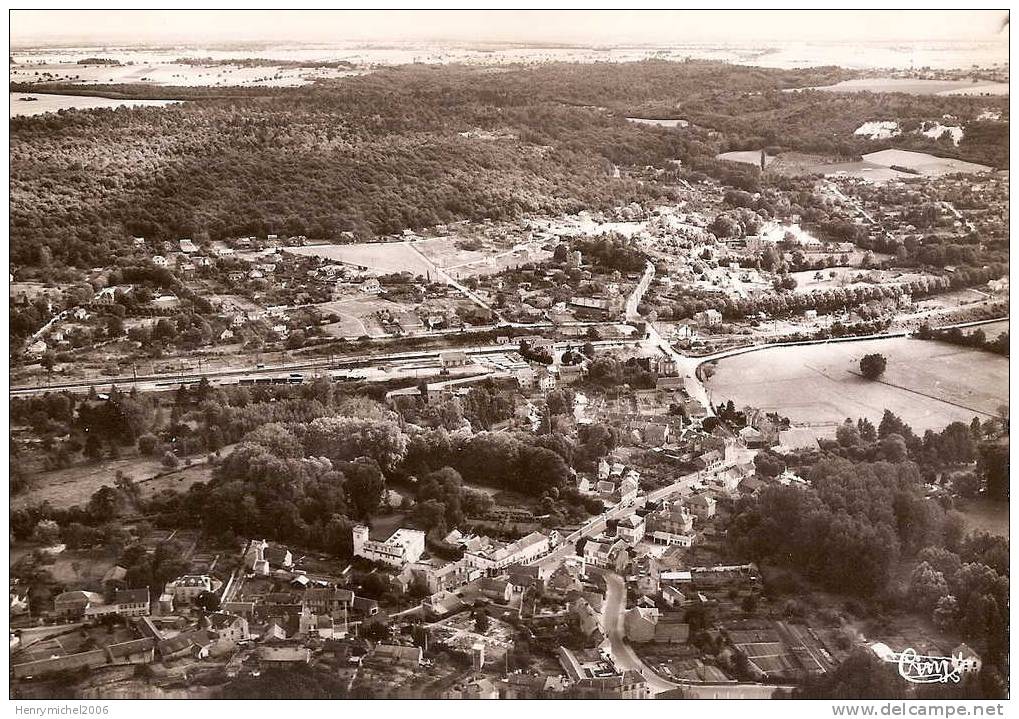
[7,7,1010,709]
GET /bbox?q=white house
[463,531,550,572]
[164,575,214,602]
[352,526,426,568]
[693,309,722,326]
[616,514,646,545]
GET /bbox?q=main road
[530,465,730,575]
[596,567,682,695]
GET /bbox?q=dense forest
[11,61,1008,270]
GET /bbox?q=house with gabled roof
[302,587,354,618]
[54,590,104,618]
[687,494,717,520]
[84,587,150,619]
[474,577,512,604]
[616,514,645,545]
[258,646,311,667]
[368,643,422,667]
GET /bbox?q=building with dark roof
[368,643,422,667]
[302,587,354,617]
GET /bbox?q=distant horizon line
[10,37,1011,51]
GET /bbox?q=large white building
[352,526,426,568]
[463,531,551,572]
[165,575,214,602]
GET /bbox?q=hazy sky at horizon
[10,9,1011,47]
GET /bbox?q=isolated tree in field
[859,353,887,380]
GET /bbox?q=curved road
[596,568,681,695]
[595,568,793,699]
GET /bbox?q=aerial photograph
[7,8,1010,706]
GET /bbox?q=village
[10,348,991,699]
[10,143,1009,696]
[10,160,1008,400]
[9,156,1009,699]
[8,19,1010,703]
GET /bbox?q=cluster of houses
[12,545,393,682]
[346,523,562,608]
[577,459,641,506]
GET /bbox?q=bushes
[916,325,1009,356]
[137,433,159,456]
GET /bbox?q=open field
[9,281,60,299]
[726,149,924,182]
[316,297,393,338]
[289,242,435,276]
[971,319,1009,336]
[803,78,1009,96]
[716,150,774,168]
[914,288,997,312]
[957,497,1008,539]
[752,148,992,182]
[704,337,1008,435]
[861,149,992,176]
[10,62,361,88]
[291,236,549,281]
[789,267,873,292]
[766,151,904,181]
[806,160,908,182]
[12,453,217,511]
[413,236,549,278]
[790,268,931,294]
[40,551,120,587]
[11,92,180,117]
[413,236,492,268]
